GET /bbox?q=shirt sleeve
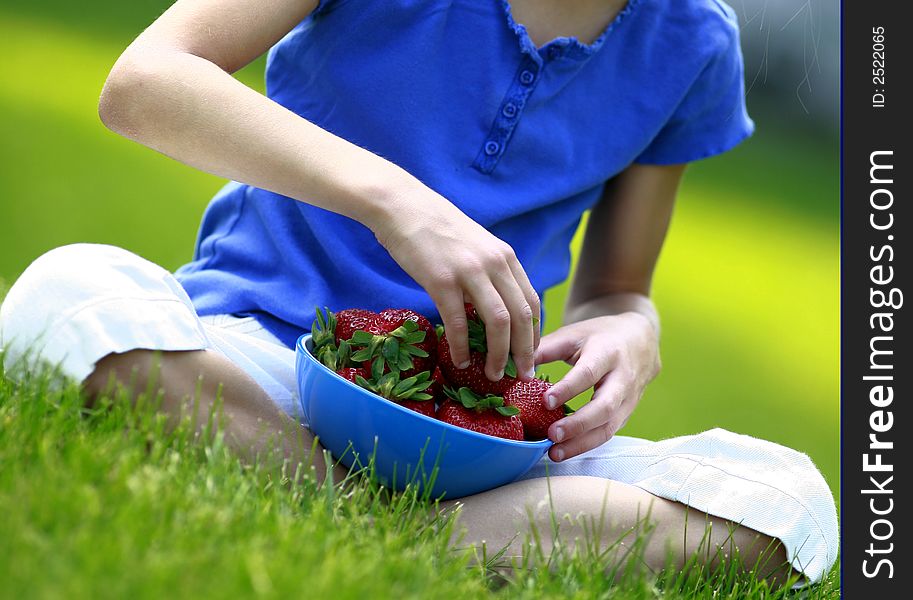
[635,11,754,165]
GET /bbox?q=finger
[534,329,581,366]
[551,400,631,462]
[549,379,629,458]
[492,271,535,380]
[548,373,625,443]
[507,255,541,350]
[430,287,471,368]
[549,420,618,462]
[466,284,511,381]
[544,348,617,410]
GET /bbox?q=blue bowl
[296,334,551,498]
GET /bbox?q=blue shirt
[175,0,753,348]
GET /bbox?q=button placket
[472,59,542,174]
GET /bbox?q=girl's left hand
[535,312,661,462]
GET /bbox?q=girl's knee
[698,429,838,583]
[2,244,131,333]
[0,244,179,380]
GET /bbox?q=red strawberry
[355,370,436,417]
[437,387,523,441]
[437,334,504,395]
[336,366,367,383]
[378,308,437,376]
[436,304,519,395]
[462,302,479,322]
[399,399,437,418]
[503,378,563,440]
[334,308,383,345]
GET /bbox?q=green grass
[1,5,839,597]
[0,366,838,599]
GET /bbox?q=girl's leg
[445,476,791,584]
[84,348,346,483]
[1,244,344,484]
[510,430,839,584]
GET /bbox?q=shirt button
[519,69,536,85]
[484,140,501,156]
[502,102,518,118]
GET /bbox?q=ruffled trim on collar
[498,0,643,62]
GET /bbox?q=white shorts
[0,244,838,583]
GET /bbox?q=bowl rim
[297,334,552,449]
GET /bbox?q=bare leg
[83,348,348,484]
[81,350,791,583]
[444,476,793,585]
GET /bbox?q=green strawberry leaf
[351,347,374,362]
[457,387,478,409]
[409,393,433,401]
[404,345,429,357]
[482,395,506,409]
[371,356,386,380]
[316,344,336,370]
[311,306,337,350]
[495,405,520,417]
[395,353,414,372]
[382,337,400,364]
[336,340,351,367]
[403,331,426,344]
[349,330,376,345]
[392,374,417,396]
[504,356,517,379]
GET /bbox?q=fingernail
[525,368,535,380]
[554,426,564,443]
[495,370,504,380]
[554,448,565,461]
[545,394,556,410]
[458,360,470,369]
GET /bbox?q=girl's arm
[535,163,685,461]
[99,0,540,382]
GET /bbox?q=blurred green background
[0,2,838,492]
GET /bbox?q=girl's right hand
[372,184,540,383]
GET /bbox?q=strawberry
[355,370,436,418]
[378,308,437,375]
[461,302,479,322]
[436,304,518,395]
[334,308,384,345]
[349,319,431,379]
[502,378,563,440]
[336,366,368,384]
[398,398,437,419]
[437,387,523,441]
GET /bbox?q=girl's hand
[372,185,540,382]
[534,312,661,462]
